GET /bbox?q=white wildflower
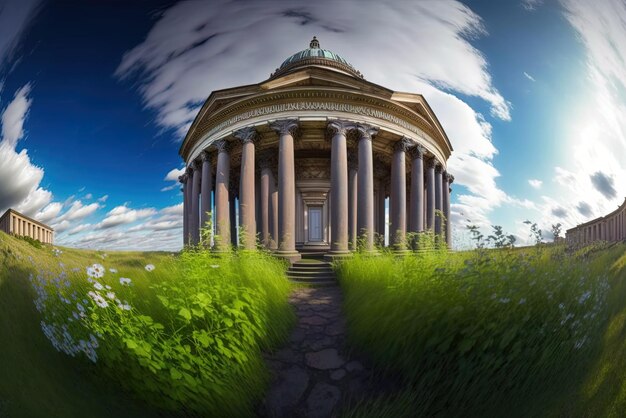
[119,277,131,286]
[88,291,109,308]
[519,298,526,305]
[93,282,104,291]
[109,268,117,273]
[145,264,155,272]
[210,265,220,268]
[499,298,511,304]
[106,291,116,300]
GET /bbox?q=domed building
[179,37,454,261]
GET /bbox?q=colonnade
[0,210,54,244]
[566,199,626,245]
[180,119,453,257]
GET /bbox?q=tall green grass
[338,243,615,417]
[0,232,293,417]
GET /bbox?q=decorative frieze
[202,102,428,146]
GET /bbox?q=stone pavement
[257,286,371,418]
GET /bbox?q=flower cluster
[30,255,145,365]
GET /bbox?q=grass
[0,231,293,417]
[338,242,625,417]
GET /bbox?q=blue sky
[1,0,625,250]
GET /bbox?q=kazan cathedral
[179,37,454,262]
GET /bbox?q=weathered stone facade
[179,38,454,260]
[0,208,54,244]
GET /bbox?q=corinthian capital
[178,174,187,184]
[435,162,443,173]
[200,151,211,162]
[269,119,298,136]
[408,144,426,160]
[190,160,200,172]
[355,123,378,141]
[447,173,455,184]
[327,120,354,137]
[426,157,436,169]
[393,137,411,153]
[233,126,259,144]
[214,139,231,153]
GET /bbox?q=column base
[324,251,352,262]
[393,249,411,255]
[274,250,302,264]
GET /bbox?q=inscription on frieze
[202,102,427,143]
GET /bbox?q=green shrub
[30,247,293,417]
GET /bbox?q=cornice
[181,87,447,159]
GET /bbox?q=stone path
[257,286,372,418]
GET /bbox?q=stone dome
[270,37,364,79]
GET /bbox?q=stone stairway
[287,258,337,287]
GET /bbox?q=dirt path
[257,286,372,417]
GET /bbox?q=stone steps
[287,260,337,287]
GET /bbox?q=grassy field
[338,242,626,417]
[0,231,293,418]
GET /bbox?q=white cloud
[0,84,55,217]
[35,202,63,224]
[56,200,100,222]
[528,179,542,189]
[84,193,92,199]
[116,0,511,139]
[97,194,108,203]
[0,0,42,73]
[56,203,184,251]
[97,205,156,229]
[523,71,536,82]
[162,167,185,192]
[1,83,32,147]
[165,167,185,182]
[67,223,93,236]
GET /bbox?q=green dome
[271,37,363,79]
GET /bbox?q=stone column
[391,138,409,251]
[200,151,212,242]
[214,140,231,250]
[434,163,443,236]
[326,120,352,258]
[270,177,279,250]
[445,174,454,247]
[230,183,238,247]
[426,157,436,230]
[269,119,300,262]
[234,127,258,250]
[259,155,272,248]
[356,124,378,252]
[179,174,188,245]
[409,144,425,234]
[377,178,386,240]
[348,153,358,251]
